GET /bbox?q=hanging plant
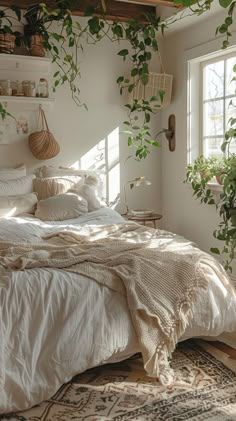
[0,0,235,160]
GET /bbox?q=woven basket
[0,34,15,54]
[126,53,173,109]
[129,72,173,109]
[29,107,60,160]
[30,35,45,57]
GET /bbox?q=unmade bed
[0,207,236,413]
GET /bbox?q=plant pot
[30,35,45,57]
[229,208,236,226]
[0,33,16,54]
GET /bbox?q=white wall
[0,17,162,215]
[160,10,236,261]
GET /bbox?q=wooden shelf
[0,54,54,107]
[0,53,51,64]
[0,96,55,105]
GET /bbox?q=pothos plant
[186,64,236,272]
[0,0,235,160]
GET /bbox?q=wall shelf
[0,53,54,108]
[0,96,55,106]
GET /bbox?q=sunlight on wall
[72,127,120,207]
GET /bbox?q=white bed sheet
[0,208,236,413]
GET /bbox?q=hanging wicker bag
[29,107,60,160]
[128,52,173,109]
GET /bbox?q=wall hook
[165,114,176,152]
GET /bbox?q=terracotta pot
[30,35,45,57]
[0,33,16,54]
[216,175,223,185]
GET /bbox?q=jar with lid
[36,78,49,98]
[2,80,12,96]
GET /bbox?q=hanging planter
[126,54,173,109]
[129,71,173,109]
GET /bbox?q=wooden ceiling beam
[116,0,181,8]
[0,0,157,22]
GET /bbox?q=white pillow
[0,175,35,196]
[70,175,102,212]
[33,176,84,201]
[0,164,26,180]
[35,193,88,221]
[0,193,38,217]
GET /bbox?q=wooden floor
[198,340,236,373]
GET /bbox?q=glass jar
[36,78,49,98]
[22,80,31,97]
[3,80,12,96]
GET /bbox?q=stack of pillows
[0,165,37,217]
[34,165,103,221]
[0,164,103,221]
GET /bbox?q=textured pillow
[0,164,26,180]
[0,193,38,217]
[35,193,88,221]
[33,176,83,201]
[70,175,102,212]
[0,175,35,196]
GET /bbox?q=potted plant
[185,155,219,205]
[23,2,71,57]
[0,6,21,54]
[23,4,49,57]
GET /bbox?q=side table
[122,212,162,228]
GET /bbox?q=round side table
[122,212,162,228]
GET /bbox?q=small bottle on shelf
[36,78,49,98]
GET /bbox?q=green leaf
[118,49,129,57]
[131,68,138,77]
[11,5,21,21]
[117,76,124,84]
[219,0,233,8]
[210,247,220,255]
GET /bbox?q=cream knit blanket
[0,222,229,385]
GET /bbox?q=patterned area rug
[3,341,236,421]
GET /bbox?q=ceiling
[0,0,180,21]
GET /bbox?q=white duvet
[0,207,236,413]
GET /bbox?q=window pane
[226,56,236,96]
[229,138,236,154]
[203,100,224,137]
[226,97,236,129]
[203,137,224,158]
[108,163,120,205]
[107,127,119,168]
[203,60,224,100]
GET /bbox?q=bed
[0,207,236,413]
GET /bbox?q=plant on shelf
[185,156,219,205]
[0,0,235,158]
[0,5,21,54]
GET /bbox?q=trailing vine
[0,0,235,160]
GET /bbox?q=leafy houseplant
[0,5,21,54]
[23,2,71,57]
[186,63,236,272]
[0,0,235,155]
[23,4,49,57]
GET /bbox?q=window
[201,53,236,158]
[188,48,236,164]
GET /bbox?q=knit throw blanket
[0,222,229,385]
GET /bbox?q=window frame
[199,51,236,158]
